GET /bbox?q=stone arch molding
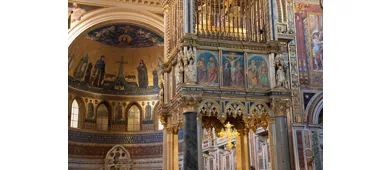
[104,145,132,169]
[312,99,323,125]
[305,92,323,125]
[68,7,164,47]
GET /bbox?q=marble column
[183,112,198,170]
[197,114,204,170]
[269,116,291,170]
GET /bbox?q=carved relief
[225,101,246,119]
[199,100,221,117]
[104,145,131,168]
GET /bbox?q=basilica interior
[68,0,323,169]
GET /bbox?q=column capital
[180,95,201,112]
[270,97,292,117]
[166,124,180,134]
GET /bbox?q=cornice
[69,86,159,101]
[70,0,164,14]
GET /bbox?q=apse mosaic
[247,55,270,89]
[222,51,245,88]
[68,53,161,95]
[69,23,164,95]
[196,50,219,86]
[87,24,163,48]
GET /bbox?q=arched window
[70,100,79,128]
[127,105,140,131]
[96,104,109,131]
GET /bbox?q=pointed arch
[69,96,86,128]
[96,101,112,131]
[125,102,142,131]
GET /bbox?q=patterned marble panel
[69,130,163,144]
[296,131,305,170]
[69,143,163,158]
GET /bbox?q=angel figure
[68,3,86,28]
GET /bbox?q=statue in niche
[92,55,106,87]
[68,3,86,28]
[87,101,94,119]
[276,59,286,88]
[176,51,184,86]
[73,53,88,81]
[84,62,93,85]
[153,68,158,87]
[137,60,148,88]
[115,105,123,121]
[159,82,164,103]
[223,61,232,86]
[145,102,152,120]
[184,48,196,84]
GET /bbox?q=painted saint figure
[312,31,323,71]
[74,53,89,81]
[248,60,258,87]
[68,51,75,69]
[84,63,93,85]
[145,102,152,120]
[259,61,270,88]
[235,62,245,87]
[226,56,241,85]
[207,57,218,85]
[137,60,149,88]
[197,57,207,84]
[87,101,94,119]
[153,68,158,87]
[115,105,123,121]
[223,61,232,86]
[92,55,106,87]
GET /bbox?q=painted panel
[222,51,245,88]
[196,50,219,86]
[295,3,323,87]
[247,55,270,89]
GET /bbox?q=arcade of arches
[68,0,323,170]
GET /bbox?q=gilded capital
[181,95,201,112]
